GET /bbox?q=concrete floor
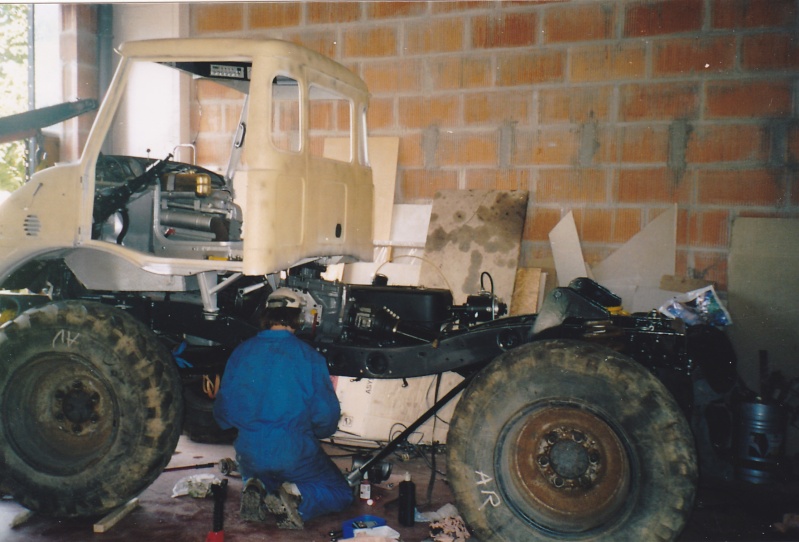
[2,436,799,541]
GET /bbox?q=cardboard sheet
[549,211,590,286]
[333,373,463,445]
[591,205,678,312]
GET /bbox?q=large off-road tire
[182,377,237,444]
[447,339,697,541]
[0,300,183,517]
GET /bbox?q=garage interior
[1,1,799,541]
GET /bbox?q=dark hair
[259,306,303,330]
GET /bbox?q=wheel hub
[538,428,601,489]
[54,380,102,435]
[4,353,116,475]
[507,404,631,532]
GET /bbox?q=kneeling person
[213,290,352,528]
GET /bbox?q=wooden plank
[10,509,34,529]
[93,498,139,533]
[510,267,543,315]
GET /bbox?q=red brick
[613,208,643,243]
[464,91,530,125]
[653,37,736,77]
[688,209,730,247]
[367,1,427,19]
[685,124,769,164]
[620,83,700,121]
[593,126,620,164]
[789,125,799,165]
[570,43,646,82]
[426,56,493,91]
[742,33,799,72]
[367,97,395,130]
[616,168,693,203]
[284,30,339,59]
[464,169,531,191]
[432,1,495,14]
[438,132,499,167]
[400,169,459,201]
[497,50,565,86]
[538,86,613,123]
[397,133,423,168]
[620,125,670,163]
[544,3,616,43]
[697,169,783,205]
[343,26,398,58]
[306,2,361,24]
[705,80,793,118]
[692,251,727,290]
[536,168,607,203]
[572,208,613,243]
[515,127,580,165]
[472,12,538,49]
[524,207,563,241]
[712,0,796,29]
[362,60,423,94]
[193,3,244,33]
[397,96,460,129]
[624,0,703,37]
[249,3,301,29]
[405,18,464,54]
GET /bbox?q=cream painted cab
[0,38,374,300]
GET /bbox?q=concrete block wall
[189,0,799,290]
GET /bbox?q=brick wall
[190,0,799,290]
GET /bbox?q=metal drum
[735,400,787,484]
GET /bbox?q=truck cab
[0,38,374,314]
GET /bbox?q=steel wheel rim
[497,401,632,534]
[3,353,118,476]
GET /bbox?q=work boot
[239,478,268,522]
[263,485,304,530]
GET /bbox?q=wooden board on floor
[93,498,139,533]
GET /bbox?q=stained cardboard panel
[324,136,399,243]
[419,190,528,305]
[727,218,799,394]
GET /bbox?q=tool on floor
[205,478,228,542]
[163,458,239,476]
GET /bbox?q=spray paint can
[398,472,415,526]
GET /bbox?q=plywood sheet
[324,137,399,243]
[419,190,528,305]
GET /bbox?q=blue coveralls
[213,329,353,522]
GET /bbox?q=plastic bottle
[398,471,416,526]
[359,471,372,503]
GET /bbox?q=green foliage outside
[0,4,30,193]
